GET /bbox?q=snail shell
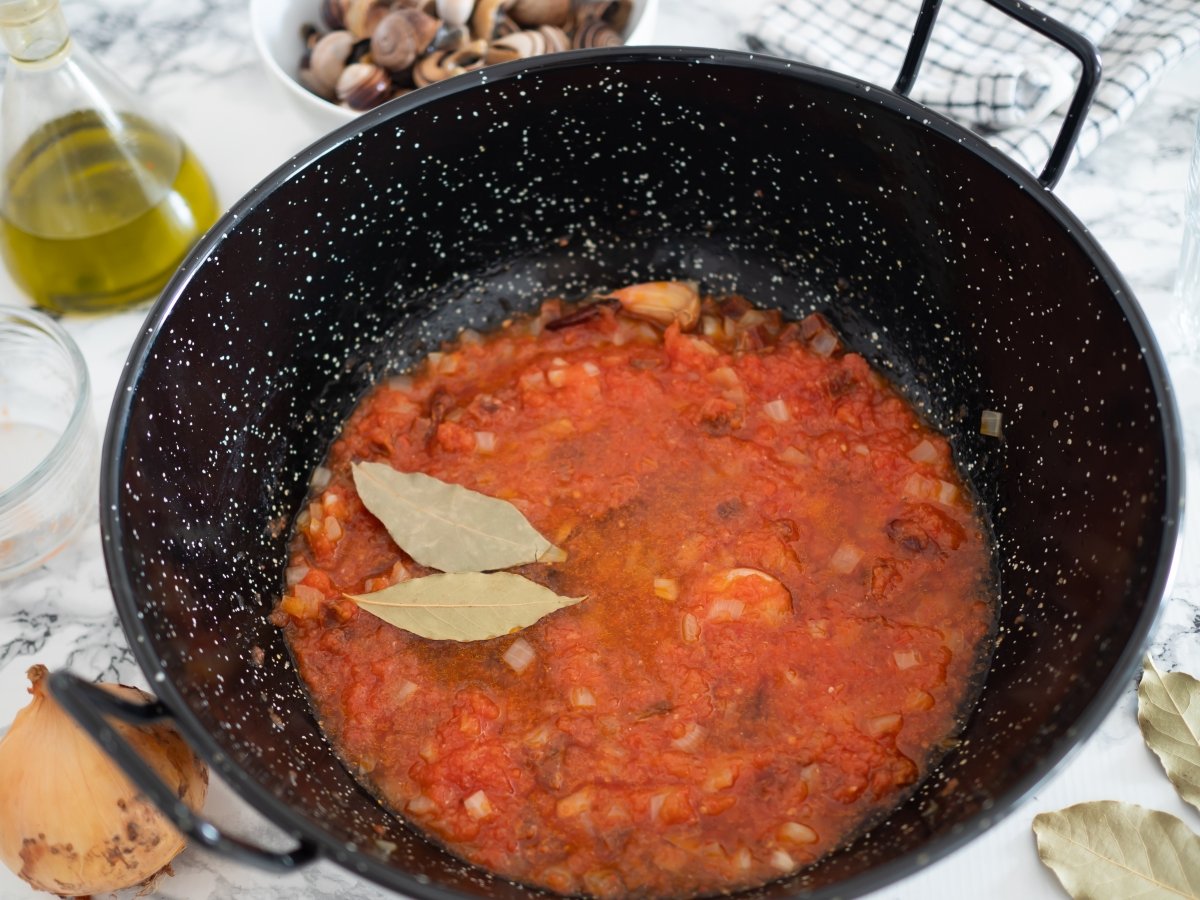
[471,0,515,40]
[572,20,621,49]
[301,29,356,99]
[435,0,474,28]
[574,0,630,33]
[494,13,520,38]
[433,22,469,50]
[538,23,569,52]
[371,9,439,72]
[510,0,569,28]
[320,0,348,30]
[488,27,546,61]
[336,61,393,109]
[413,40,487,86]
[344,0,391,38]
[488,24,567,60]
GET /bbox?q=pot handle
[892,0,1101,189]
[47,670,321,874]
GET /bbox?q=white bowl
[249,0,661,133]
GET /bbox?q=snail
[494,13,521,38]
[413,40,488,86]
[488,24,568,61]
[343,0,391,38]
[471,0,514,40]
[575,0,630,34]
[301,28,356,99]
[320,0,347,29]
[337,61,393,109]
[510,0,570,28]
[371,8,439,72]
[435,0,473,28]
[572,19,621,49]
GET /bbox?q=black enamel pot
[52,1,1183,897]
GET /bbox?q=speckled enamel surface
[95,49,1180,900]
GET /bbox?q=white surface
[0,0,1199,898]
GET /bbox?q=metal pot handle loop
[47,670,321,874]
[893,0,1101,189]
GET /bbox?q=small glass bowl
[0,306,98,580]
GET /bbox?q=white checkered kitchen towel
[749,0,1200,176]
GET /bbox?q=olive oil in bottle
[0,0,219,313]
[0,112,218,312]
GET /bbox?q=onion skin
[0,665,209,897]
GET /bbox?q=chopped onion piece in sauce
[770,849,796,872]
[907,439,938,464]
[654,577,679,601]
[682,612,701,642]
[829,542,864,574]
[520,370,547,391]
[557,787,593,818]
[294,584,323,605]
[649,792,666,821]
[708,366,740,389]
[672,723,705,752]
[386,374,413,392]
[763,398,791,422]
[937,479,959,506]
[395,680,419,704]
[474,431,497,454]
[285,565,309,587]
[779,446,811,468]
[324,517,342,541]
[903,472,935,500]
[810,331,838,357]
[503,637,537,674]
[707,597,745,622]
[407,794,436,814]
[893,650,920,670]
[570,686,597,709]
[719,567,775,585]
[310,465,332,489]
[780,822,818,845]
[866,713,903,737]
[523,724,552,748]
[464,789,493,820]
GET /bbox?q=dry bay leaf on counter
[1033,801,1200,900]
[346,571,583,641]
[351,461,564,573]
[1139,655,1200,813]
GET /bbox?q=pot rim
[100,45,1185,899]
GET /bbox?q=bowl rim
[100,45,1185,899]
[0,305,90,499]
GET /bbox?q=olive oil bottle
[0,0,218,313]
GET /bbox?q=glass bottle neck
[0,0,70,65]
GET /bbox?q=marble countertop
[1,0,1199,898]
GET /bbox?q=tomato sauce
[274,293,996,898]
